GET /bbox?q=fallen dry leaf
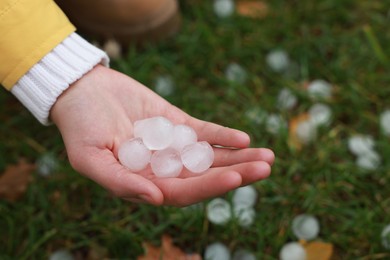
[288,113,310,150]
[237,1,269,19]
[138,235,201,260]
[300,240,334,260]
[86,243,109,260]
[0,159,35,202]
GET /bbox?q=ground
[1,0,390,259]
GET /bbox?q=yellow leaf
[138,235,201,260]
[304,241,334,260]
[237,1,269,19]
[288,113,310,150]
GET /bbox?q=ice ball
[36,153,58,177]
[380,109,390,136]
[266,114,287,135]
[356,150,381,170]
[279,242,306,260]
[381,224,390,249]
[295,120,317,144]
[292,214,320,240]
[232,185,257,208]
[309,103,332,127]
[213,0,235,18]
[232,250,256,260]
[204,242,231,260]
[169,124,198,152]
[134,116,174,150]
[233,204,256,227]
[277,88,298,110]
[150,148,183,178]
[245,107,268,125]
[266,50,290,73]
[207,198,232,225]
[225,63,248,84]
[103,39,121,59]
[118,138,151,172]
[181,141,214,173]
[154,75,175,97]
[307,79,332,100]
[348,135,375,157]
[49,249,75,260]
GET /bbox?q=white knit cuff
[11,33,110,125]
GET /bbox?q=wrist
[11,33,109,125]
[50,65,105,125]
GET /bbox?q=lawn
[1,0,390,259]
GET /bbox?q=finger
[152,171,242,206]
[212,147,275,167]
[208,161,272,186]
[185,118,251,148]
[69,146,164,205]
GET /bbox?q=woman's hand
[51,65,274,206]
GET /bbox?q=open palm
[51,65,274,206]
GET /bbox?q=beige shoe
[55,0,181,46]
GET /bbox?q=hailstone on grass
[231,186,257,227]
[295,120,317,144]
[309,103,332,127]
[103,39,122,59]
[154,75,175,97]
[348,135,375,157]
[245,107,268,125]
[356,150,381,171]
[49,249,75,260]
[232,250,256,260]
[381,224,390,249]
[204,242,231,260]
[380,109,390,136]
[266,49,290,73]
[36,153,59,177]
[292,214,320,240]
[277,88,298,110]
[233,204,256,227]
[266,114,287,134]
[232,185,257,208]
[213,0,235,18]
[207,198,232,225]
[279,242,306,260]
[307,79,332,100]
[225,62,248,84]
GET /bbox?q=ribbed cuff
[11,33,110,125]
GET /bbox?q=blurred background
[1,0,390,259]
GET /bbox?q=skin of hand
[51,65,275,207]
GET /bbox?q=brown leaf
[0,160,35,202]
[237,1,269,19]
[86,243,109,260]
[300,240,334,260]
[138,235,202,260]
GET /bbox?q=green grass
[1,0,390,259]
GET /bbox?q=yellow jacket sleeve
[0,0,75,90]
